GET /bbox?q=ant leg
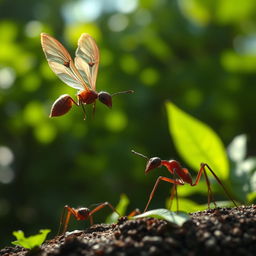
[203,169,217,208]
[89,202,121,219]
[203,163,237,207]
[192,164,237,207]
[89,215,93,225]
[92,102,96,118]
[175,185,179,211]
[168,185,178,211]
[144,176,184,212]
[78,99,87,120]
[127,208,141,217]
[58,205,78,235]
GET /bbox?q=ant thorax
[161,160,182,174]
[77,89,98,104]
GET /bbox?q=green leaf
[176,181,207,197]
[106,194,130,224]
[167,197,206,212]
[133,209,189,226]
[166,197,233,213]
[12,229,51,249]
[165,101,229,180]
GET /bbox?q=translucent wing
[75,33,100,90]
[41,33,89,91]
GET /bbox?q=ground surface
[1,205,255,256]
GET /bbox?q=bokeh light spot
[0,166,14,184]
[183,88,203,108]
[104,110,128,132]
[221,50,256,73]
[0,67,16,89]
[108,14,129,32]
[23,101,45,126]
[34,123,57,144]
[25,20,43,38]
[0,146,14,166]
[116,0,138,13]
[140,68,159,86]
[120,55,139,74]
[62,0,102,23]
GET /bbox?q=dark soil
[1,205,256,256]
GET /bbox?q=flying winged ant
[41,33,133,119]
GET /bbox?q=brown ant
[131,150,238,212]
[58,202,120,234]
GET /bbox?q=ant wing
[75,33,99,90]
[41,33,90,92]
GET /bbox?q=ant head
[98,91,112,108]
[131,150,162,174]
[145,157,162,173]
[77,207,90,219]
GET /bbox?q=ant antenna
[112,90,134,97]
[131,150,149,160]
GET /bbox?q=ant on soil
[58,202,141,235]
[131,150,238,212]
[58,202,120,235]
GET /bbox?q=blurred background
[1,0,256,246]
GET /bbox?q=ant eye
[145,157,161,173]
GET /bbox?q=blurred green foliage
[0,0,256,246]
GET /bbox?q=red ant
[58,202,120,235]
[131,150,237,212]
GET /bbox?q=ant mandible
[58,202,120,235]
[131,150,238,212]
